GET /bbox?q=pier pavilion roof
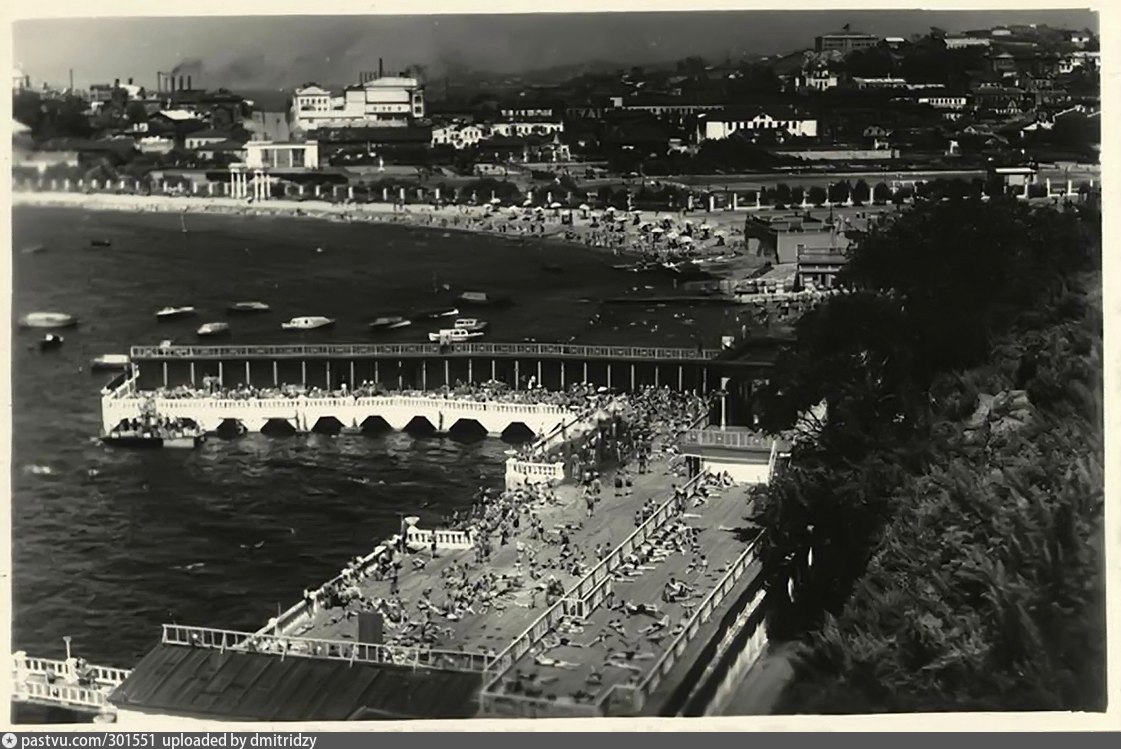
[110,643,483,721]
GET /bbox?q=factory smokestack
[187,75,192,90]
[379,58,384,78]
[114,78,120,88]
[178,75,184,91]
[128,77,133,85]
[68,68,73,91]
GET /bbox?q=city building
[743,211,853,265]
[696,108,818,142]
[245,140,320,170]
[814,28,880,55]
[916,94,968,110]
[794,69,840,92]
[943,36,992,49]
[291,75,425,132]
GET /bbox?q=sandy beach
[12,190,752,270]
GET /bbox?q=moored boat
[90,239,112,248]
[456,291,513,308]
[369,316,409,330]
[156,306,197,321]
[227,301,271,314]
[101,418,205,449]
[39,334,64,351]
[411,306,460,320]
[91,354,131,371]
[197,322,230,337]
[281,316,335,331]
[429,327,485,343]
[21,244,47,254]
[20,312,78,329]
[453,318,489,333]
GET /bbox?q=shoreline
[12,191,751,269]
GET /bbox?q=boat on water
[90,239,112,248]
[90,354,132,371]
[39,334,64,351]
[453,318,489,333]
[281,316,335,331]
[20,312,78,329]
[411,306,460,320]
[101,419,205,449]
[429,327,485,343]
[21,244,46,255]
[369,316,410,330]
[156,306,197,321]
[456,291,513,308]
[197,322,231,338]
[227,301,271,314]
[542,263,565,274]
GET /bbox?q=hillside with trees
[752,196,1104,712]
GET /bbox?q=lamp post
[63,635,72,661]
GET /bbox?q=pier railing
[406,526,476,550]
[597,539,764,715]
[130,343,722,361]
[14,655,131,687]
[161,624,492,673]
[678,429,777,451]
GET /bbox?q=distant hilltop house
[13,66,31,92]
[814,27,880,55]
[291,70,425,134]
[431,118,565,150]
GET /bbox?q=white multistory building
[291,76,425,133]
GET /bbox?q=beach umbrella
[606,206,616,212]
[579,203,590,210]
[550,202,562,208]
[680,236,694,243]
[652,226,664,233]
[667,231,679,240]
[490,197,502,204]
[523,198,533,206]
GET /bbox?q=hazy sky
[14,9,1098,91]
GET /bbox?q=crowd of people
[282,385,715,661]
[141,379,614,410]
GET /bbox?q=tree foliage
[753,197,1104,712]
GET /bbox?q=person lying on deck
[534,654,578,669]
[639,615,670,636]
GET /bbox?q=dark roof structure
[109,644,483,721]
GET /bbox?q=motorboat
[542,263,565,274]
[453,318,489,333]
[21,244,46,255]
[456,291,513,308]
[281,316,335,330]
[197,322,231,337]
[156,306,197,321]
[90,354,132,371]
[411,306,460,320]
[370,316,410,330]
[20,312,78,329]
[90,239,112,248]
[429,328,485,343]
[39,334,64,351]
[227,301,271,314]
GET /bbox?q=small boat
[90,239,112,248]
[542,263,565,273]
[21,244,46,255]
[456,291,513,308]
[281,316,335,330]
[39,334,64,351]
[101,424,205,449]
[411,306,460,320]
[453,318,489,333]
[197,322,230,337]
[20,312,78,329]
[429,328,485,343]
[156,306,197,321]
[90,354,131,371]
[369,316,409,330]
[227,301,271,314]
